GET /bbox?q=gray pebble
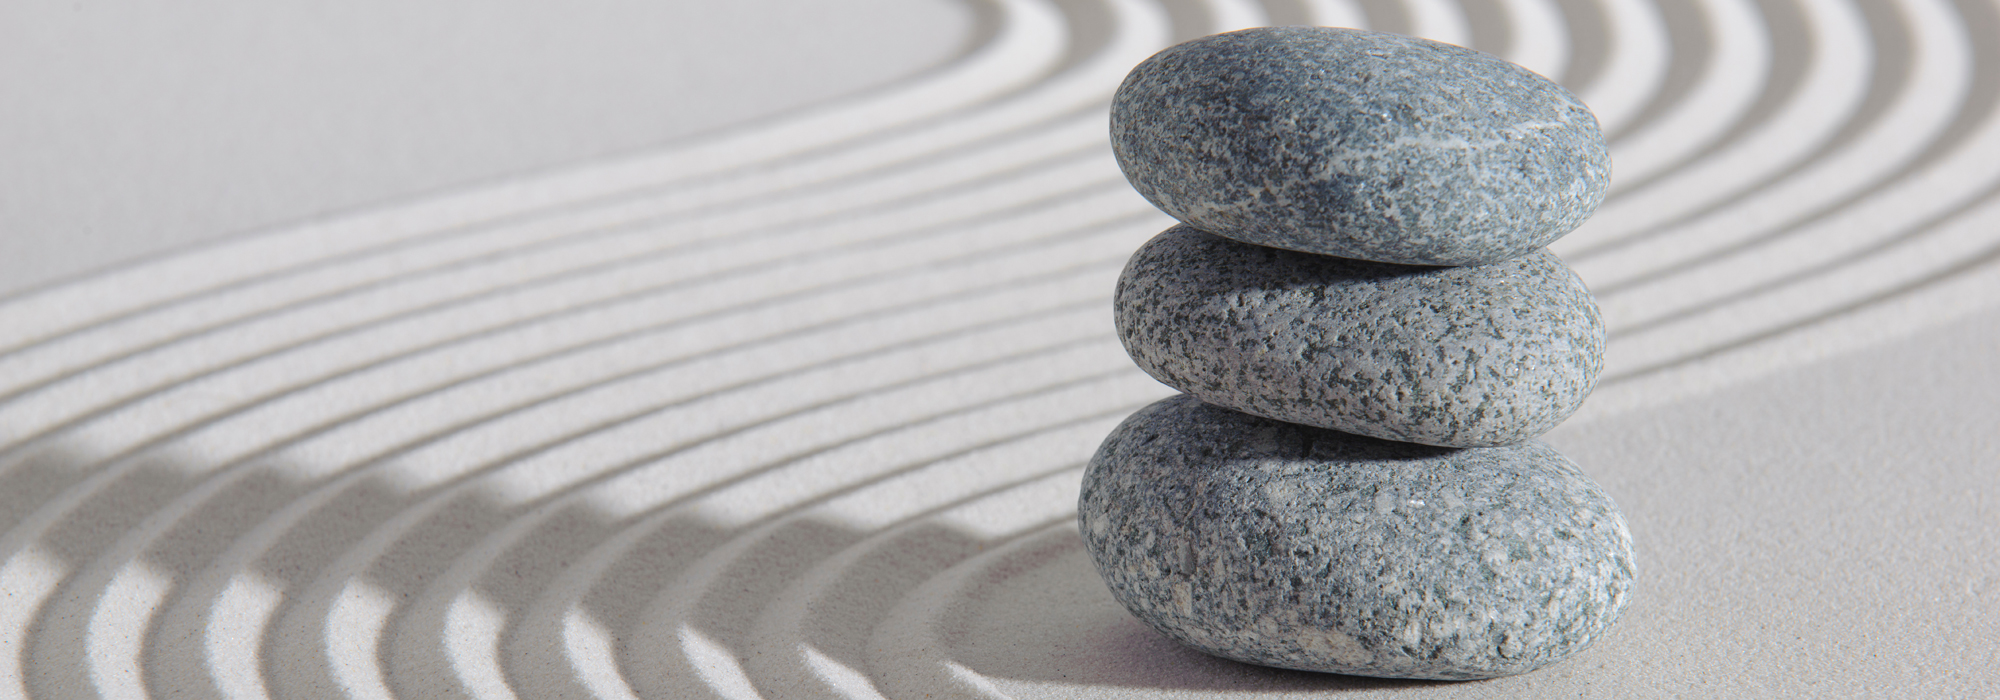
[1116,225,1603,448]
[1110,26,1610,266]
[1079,394,1635,680]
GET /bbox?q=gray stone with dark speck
[1110,26,1610,266]
[1079,394,1635,680]
[1115,225,1604,448]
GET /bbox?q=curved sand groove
[266,328,1135,700]
[1574,0,1968,288]
[1565,0,1671,135]
[0,1,1800,688]
[1494,0,1571,82]
[62,54,1176,700]
[15,183,1160,696]
[1589,191,2000,414]
[348,9,1200,700]
[162,280,1129,699]
[871,523,1085,700]
[395,376,1142,700]
[70,237,1152,700]
[1569,0,2000,413]
[740,464,1108,699]
[7,1,2000,699]
[1596,0,1769,189]
[1593,0,1993,334]
[1602,103,2000,371]
[112,234,1156,700]
[880,521,1441,697]
[39,243,1144,692]
[0,0,1062,350]
[184,223,1160,696]
[7,152,1160,684]
[364,4,1216,696]
[1197,0,1273,33]
[328,346,1135,694]
[1542,0,1614,95]
[0,0,1080,430]
[1398,0,1474,45]
[1593,0,1815,196]
[527,422,1127,700]
[3,9,1160,680]
[820,484,1096,696]
[0,2,1640,696]
[1296,0,1370,30]
[1558,0,1919,261]
[3,10,1264,700]
[630,401,1145,699]
[1556,0,1870,253]
[188,2,1176,696]
[0,116,1127,463]
[0,0,1160,478]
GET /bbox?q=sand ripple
[3,0,1998,697]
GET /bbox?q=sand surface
[2,1,1995,698]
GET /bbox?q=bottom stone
[1078,395,1635,680]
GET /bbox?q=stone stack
[1078,27,1636,680]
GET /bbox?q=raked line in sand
[2,0,1999,698]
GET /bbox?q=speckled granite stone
[1115,225,1603,448]
[1079,394,1635,680]
[1110,26,1610,266]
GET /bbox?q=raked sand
[2,1,1997,698]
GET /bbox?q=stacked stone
[1078,27,1636,680]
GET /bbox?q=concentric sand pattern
[4,0,2000,698]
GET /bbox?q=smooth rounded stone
[1115,225,1603,448]
[1110,26,1610,266]
[1079,394,1635,680]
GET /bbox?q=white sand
[2,1,1995,698]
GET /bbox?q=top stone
[1111,27,1610,266]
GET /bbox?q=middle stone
[1115,225,1605,448]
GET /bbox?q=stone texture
[1110,26,1610,266]
[1079,394,1635,680]
[1115,225,1603,448]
